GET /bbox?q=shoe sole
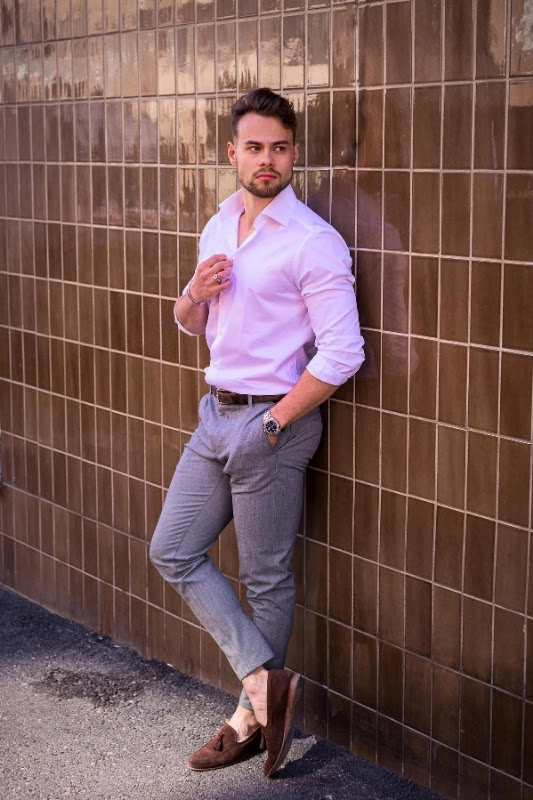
[264,671,302,778]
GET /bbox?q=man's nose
[259,149,274,164]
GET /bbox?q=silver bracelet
[186,285,207,305]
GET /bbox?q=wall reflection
[308,97,418,382]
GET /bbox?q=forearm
[174,294,208,336]
[175,252,233,336]
[270,369,338,430]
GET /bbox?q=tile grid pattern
[0,1,532,798]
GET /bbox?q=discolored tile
[511,0,533,75]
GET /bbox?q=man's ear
[293,142,300,163]
[227,141,237,165]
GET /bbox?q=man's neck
[240,189,275,228]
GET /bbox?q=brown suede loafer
[187,723,264,771]
[262,668,303,778]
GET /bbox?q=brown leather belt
[210,386,284,405]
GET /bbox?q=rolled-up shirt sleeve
[294,230,365,385]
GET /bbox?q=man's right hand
[188,253,233,304]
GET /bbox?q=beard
[239,169,293,199]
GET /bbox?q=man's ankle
[228,707,260,740]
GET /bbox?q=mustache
[252,169,281,178]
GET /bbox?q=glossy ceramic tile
[2,3,533,798]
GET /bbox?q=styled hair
[231,88,298,141]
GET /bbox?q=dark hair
[231,88,298,141]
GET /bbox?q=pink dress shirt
[178,184,365,395]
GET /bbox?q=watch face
[265,418,280,435]
[263,411,281,436]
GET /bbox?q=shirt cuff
[306,350,365,386]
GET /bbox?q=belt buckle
[215,388,229,404]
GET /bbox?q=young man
[150,88,364,777]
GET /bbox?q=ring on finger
[213,272,222,284]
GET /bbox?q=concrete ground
[0,586,445,800]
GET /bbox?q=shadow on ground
[0,586,445,800]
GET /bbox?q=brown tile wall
[0,1,532,797]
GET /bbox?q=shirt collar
[218,184,298,228]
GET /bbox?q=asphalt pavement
[0,586,445,800]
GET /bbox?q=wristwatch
[263,409,282,437]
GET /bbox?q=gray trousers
[150,392,322,710]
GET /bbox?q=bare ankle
[242,667,268,727]
[228,705,260,741]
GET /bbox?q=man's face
[228,113,299,200]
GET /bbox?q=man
[150,88,364,777]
